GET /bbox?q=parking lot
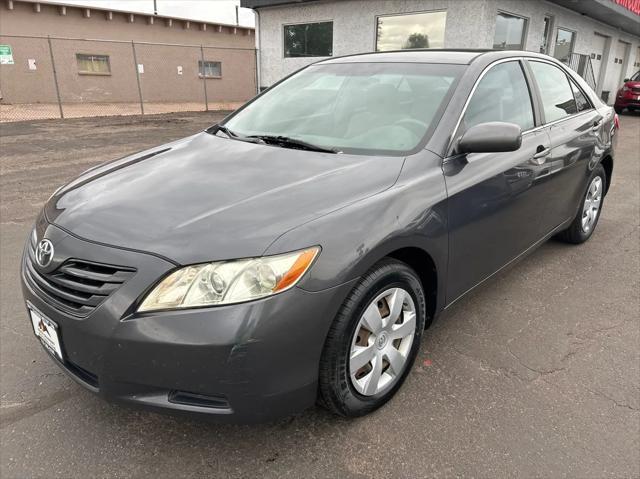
[1,112,638,478]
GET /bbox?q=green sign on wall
[0,44,14,65]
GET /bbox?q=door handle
[533,147,550,159]
[592,118,603,131]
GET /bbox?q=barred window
[198,61,222,78]
[76,54,110,75]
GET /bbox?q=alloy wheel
[582,176,603,233]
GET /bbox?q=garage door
[605,40,630,100]
[591,33,608,91]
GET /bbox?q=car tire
[557,163,606,244]
[318,258,426,417]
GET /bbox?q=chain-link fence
[0,34,257,122]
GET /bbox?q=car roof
[316,49,553,65]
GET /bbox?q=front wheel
[318,259,426,417]
[557,164,606,244]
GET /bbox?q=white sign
[177,66,183,75]
[0,44,14,65]
[137,63,144,74]
[28,58,37,70]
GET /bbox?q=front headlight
[137,247,319,312]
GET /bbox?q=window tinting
[375,11,446,51]
[493,12,527,50]
[570,79,591,112]
[284,22,333,57]
[463,61,534,131]
[554,28,575,62]
[198,61,222,78]
[76,54,110,74]
[529,61,577,122]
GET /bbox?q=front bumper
[21,222,354,422]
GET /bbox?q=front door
[444,60,552,303]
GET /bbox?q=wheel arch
[385,247,439,328]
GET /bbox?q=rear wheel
[557,164,606,244]
[318,259,426,417]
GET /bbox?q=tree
[403,33,429,50]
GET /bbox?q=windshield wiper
[210,125,263,144]
[247,135,340,154]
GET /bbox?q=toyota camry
[22,50,616,422]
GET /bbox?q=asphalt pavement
[1,112,638,478]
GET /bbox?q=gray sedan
[21,49,616,422]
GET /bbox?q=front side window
[375,11,447,51]
[284,22,333,57]
[554,28,575,62]
[529,61,577,122]
[463,61,534,131]
[76,54,110,75]
[223,62,464,155]
[198,61,222,78]
[493,12,528,50]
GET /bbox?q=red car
[614,71,640,114]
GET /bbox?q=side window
[463,61,534,131]
[569,79,591,112]
[529,61,577,122]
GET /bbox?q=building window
[493,12,528,50]
[198,60,222,78]
[283,22,333,57]
[375,11,446,51]
[554,28,576,62]
[76,54,110,75]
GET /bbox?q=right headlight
[137,247,319,312]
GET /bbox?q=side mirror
[458,121,522,154]
[623,78,630,82]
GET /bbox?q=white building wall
[255,0,639,102]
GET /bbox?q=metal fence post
[254,48,259,95]
[47,36,64,119]
[131,41,144,115]
[200,45,209,111]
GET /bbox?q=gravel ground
[1,111,639,479]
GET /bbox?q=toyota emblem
[36,239,54,268]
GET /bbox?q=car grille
[24,233,136,317]
[632,87,640,94]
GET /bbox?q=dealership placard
[0,44,14,65]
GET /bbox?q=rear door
[444,60,552,303]
[526,60,601,230]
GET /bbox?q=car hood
[622,80,640,89]
[45,132,404,264]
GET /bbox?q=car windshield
[221,62,464,155]
[631,71,640,82]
